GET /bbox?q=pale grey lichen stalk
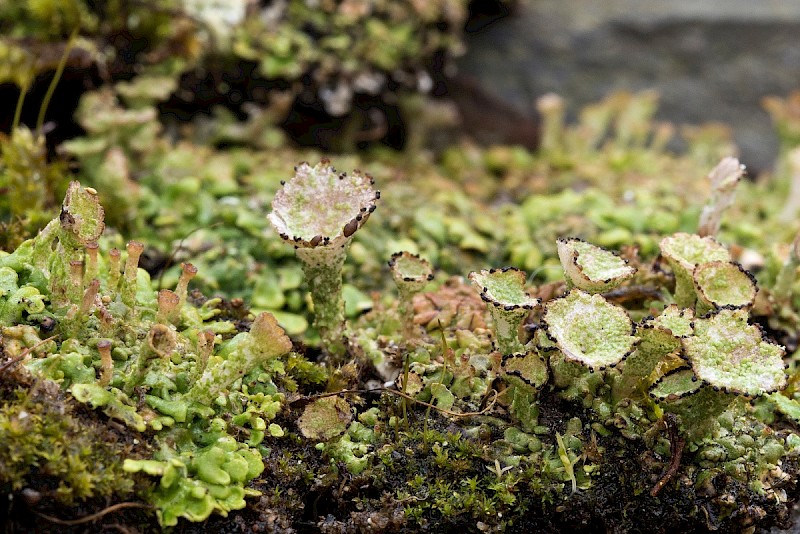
[779,147,800,223]
[773,231,800,301]
[389,251,434,339]
[269,160,379,357]
[697,156,745,237]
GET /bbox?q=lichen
[269,160,379,357]
[4,72,800,532]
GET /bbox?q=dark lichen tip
[343,219,359,238]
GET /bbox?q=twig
[35,502,152,526]
[650,413,685,497]
[36,28,79,135]
[306,387,499,418]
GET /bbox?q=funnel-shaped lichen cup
[543,289,638,372]
[556,237,636,294]
[659,233,730,309]
[469,267,539,354]
[269,161,379,358]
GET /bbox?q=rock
[457,0,800,171]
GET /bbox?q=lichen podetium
[269,160,379,359]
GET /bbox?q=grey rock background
[457,0,800,172]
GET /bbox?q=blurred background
[457,0,800,172]
[3,0,800,172]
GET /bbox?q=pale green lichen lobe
[649,368,702,400]
[651,304,694,337]
[503,351,549,389]
[692,261,756,308]
[660,233,730,269]
[544,289,637,370]
[683,308,786,396]
[557,238,635,292]
[469,268,537,308]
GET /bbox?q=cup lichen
[543,289,638,372]
[4,78,800,532]
[556,237,636,293]
[659,232,731,308]
[468,267,539,354]
[389,250,434,338]
[269,160,379,358]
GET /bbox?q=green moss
[0,370,137,505]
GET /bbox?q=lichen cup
[659,232,730,309]
[469,267,539,354]
[543,289,638,372]
[556,237,636,294]
[388,251,434,339]
[651,307,787,442]
[269,160,379,359]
